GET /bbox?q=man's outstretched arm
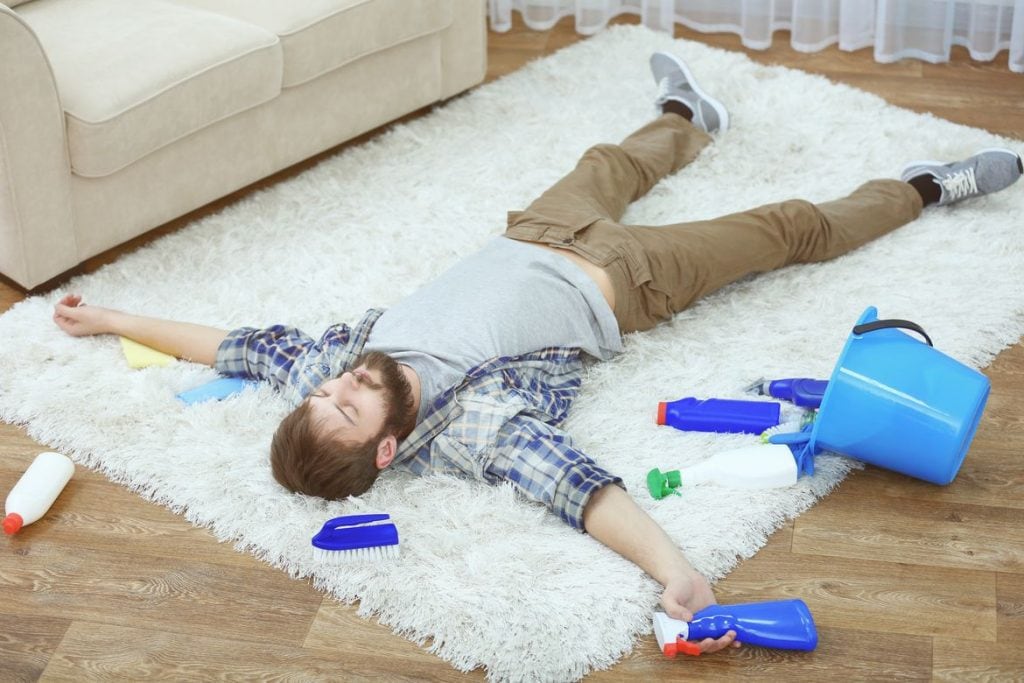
[583,484,739,653]
[482,413,738,654]
[53,293,228,367]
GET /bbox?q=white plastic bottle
[3,452,75,535]
[681,444,798,489]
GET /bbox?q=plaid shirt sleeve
[484,413,625,532]
[214,325,314,392]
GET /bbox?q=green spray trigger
[647,467,683,500]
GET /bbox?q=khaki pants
[505,114,923,334]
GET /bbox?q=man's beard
[356,351,418,441]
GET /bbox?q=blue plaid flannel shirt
[215,309,624,531]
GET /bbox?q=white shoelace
[656,77,672,103]
[940,167,979,201]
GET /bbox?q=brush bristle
[314,544,400,563]
[760,418,806,443]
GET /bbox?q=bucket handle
[852,318,933,347]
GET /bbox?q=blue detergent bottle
[657,397,781,434]
[653,599,818,657]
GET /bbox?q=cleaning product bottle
[653,599,818,657]
[683,443,798,488]
[3,452,75,535]
[646,444,798,499]
[657,397,781,434]
[748,377,829,409]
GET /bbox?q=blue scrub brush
[311,513,400,562]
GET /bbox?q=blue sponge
[176,377,258,405]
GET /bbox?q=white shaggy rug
[2,25,1023,682]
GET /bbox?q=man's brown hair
[269,351,417,500]
[270,401,382,499]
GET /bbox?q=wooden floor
[3,14,1024,682]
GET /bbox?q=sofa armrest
[0,5,78,289]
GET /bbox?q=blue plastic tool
[657,397,781,434]
[746,377,829,409]
[654,599,818,657]
[311,513,400,562]
[176,377,258,405]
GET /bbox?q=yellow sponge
[120,337,175,369]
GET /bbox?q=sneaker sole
[656,52,730,134]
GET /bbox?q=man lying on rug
[53,52,1022,654]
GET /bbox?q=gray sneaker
[650,51,729,134]
[901,148,1023,206]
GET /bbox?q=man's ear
[375,435,397,470]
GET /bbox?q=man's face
[308,366,390,445]
[306,352,416,446]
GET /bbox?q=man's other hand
[661,572,741,654]
[53,294,114,337]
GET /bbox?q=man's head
[270,351,417,499]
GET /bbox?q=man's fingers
[698,638,723,654]
[660,594,693,622]
[54,304,75,319]
[54,303,84,318]
[698,631,737,654]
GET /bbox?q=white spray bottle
[647,444,798,499]
[682,443,798,488]
[4,452,75,535]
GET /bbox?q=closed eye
[337,404,355,425]
[309,391,353,423]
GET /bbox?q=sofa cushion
[166,0,452,88]
[1,1,33,8]
[18,0,283,178]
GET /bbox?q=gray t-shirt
[364,237,623,421]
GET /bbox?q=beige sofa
[0,0,486,289]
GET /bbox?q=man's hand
[51,293,227,367]
[582,485,741,655]
[53,294,115,337]
[661,570,716,618]
[661,571,740,654]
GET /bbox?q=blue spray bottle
[745,377,829,409]
[653,599,818,657]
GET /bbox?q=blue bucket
[806,306,990,484]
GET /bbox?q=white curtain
[488,0,1024,73]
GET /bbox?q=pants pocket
[505,209,603,244]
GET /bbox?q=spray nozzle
[646,468,683,500]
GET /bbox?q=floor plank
[792,475,1024,573]
[0,541,321,647]
[847,446,1024,511]
[304,603,484,681]
[932,637,1024,682]
[997,572,1024,645]
[41,621,446,682]
[0,614,71,683]
[0,464,276,569]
